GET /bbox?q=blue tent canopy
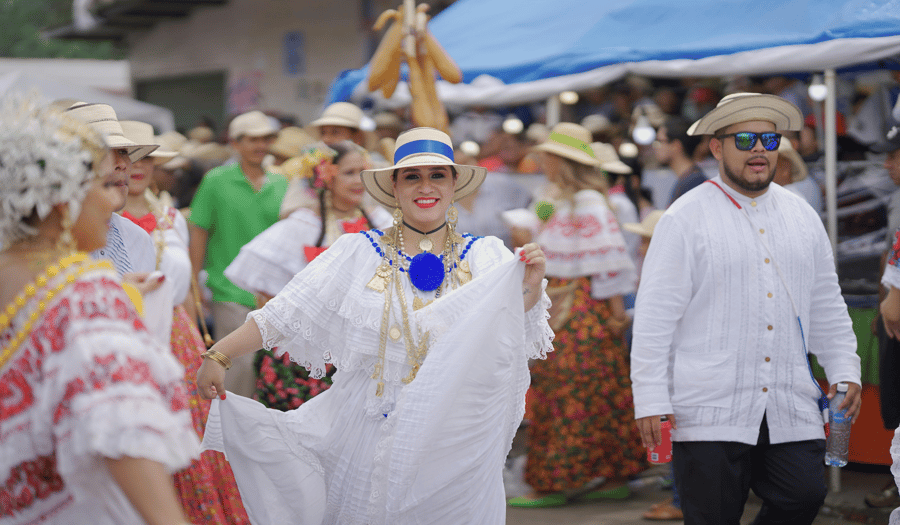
[328,0,900,107]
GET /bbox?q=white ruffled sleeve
[45,271,199,484]
[467,235,554,360]
[160,209,191,305]
[226,208,322,297]
[249,232,387,378]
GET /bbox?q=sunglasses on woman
[715,132,782,151]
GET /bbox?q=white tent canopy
[0,70,175,132]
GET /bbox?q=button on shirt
[631,176,860,445]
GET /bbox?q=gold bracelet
[201,350,232,370]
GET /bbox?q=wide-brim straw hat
[622,210,664,238]
[360,127,486,208]
[120,120,178,166]
[591,142,632,175]
[310,102,364,130]
[777,140,808,183]
[532,122,601,167]
[687,93,803,136]
[65,102,158,162]
[270,126,314,158]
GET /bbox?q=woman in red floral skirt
[508,123,648,507]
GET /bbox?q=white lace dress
[202,231,553,525]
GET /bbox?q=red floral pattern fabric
[169,305,249,524]
[525,276,647,492]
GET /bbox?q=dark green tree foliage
[0,0,123,59]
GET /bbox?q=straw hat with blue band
[532,122,601,167]
[361,127,486,208]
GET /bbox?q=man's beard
[722,159,775,193]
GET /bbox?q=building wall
[127,0,374,127]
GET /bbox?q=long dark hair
[315,141,372,247]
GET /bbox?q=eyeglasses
[715,132,782,151]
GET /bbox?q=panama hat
[270,126,314,159]
[228,110,278,140]
[591,142,632,175]
[687,93,803,136]
[310,102,364,130]
[120,121,178,166]
[532,123,601,167]
[360,127,486,208]
[65,102,158,162]
[777,140,808,183]
[622,210,664,238]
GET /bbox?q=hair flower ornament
[312,160,339,188]
[0,97,104,247]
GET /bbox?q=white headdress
[0,97,105,247]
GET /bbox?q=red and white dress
[0,264,198,524]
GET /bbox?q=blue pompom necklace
[399,221,447,292]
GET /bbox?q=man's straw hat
[687,93,803,136]
[65,102,158,162]
[270,126,314,159]
[591,142,632,175]
[360,127,486,208]
[622,210,664,238]
[532,123,601,167]
[228,110,278,140]
[120,121,178,166]
[310,102,364,130]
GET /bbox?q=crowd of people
[2,70,900,525]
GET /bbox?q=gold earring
[447,202,458,229]
[392,207,403,227]
[56,206,76,254]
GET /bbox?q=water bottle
[825,382,851,467]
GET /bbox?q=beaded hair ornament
[0,97,105,248]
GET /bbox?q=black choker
[402,221,446,236]
[402,221,446,253]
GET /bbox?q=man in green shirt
[189,110,286,397]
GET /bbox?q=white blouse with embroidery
[0,267,198,524]
[535,189,637,299]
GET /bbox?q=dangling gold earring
[447,201,458,232]
[392,207,403,226]
[56,206,76,254]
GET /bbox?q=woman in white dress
[196,127,553,524]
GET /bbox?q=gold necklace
[0,253,114,370]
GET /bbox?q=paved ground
[505,464,894,525]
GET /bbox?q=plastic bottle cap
[837,383,849,392]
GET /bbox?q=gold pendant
[457,260,472,284]
[366,262,393,292]
[418,237,433,252]
[389,324,402,341]
[413,296,433,311]
[375,381,384,397]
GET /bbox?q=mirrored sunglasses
[715,132,782,151]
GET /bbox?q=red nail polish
[220,394,226,400]
[157,274,166,282]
